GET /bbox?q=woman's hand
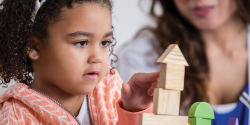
[121,72,159,112]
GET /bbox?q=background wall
[0,0,156,94]
[112,0,154,49]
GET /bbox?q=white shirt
[116,30,161,83]
[76,95,91,125]
[212,102,237,114]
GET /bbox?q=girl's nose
[87,50,103,64]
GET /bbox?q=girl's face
[34,3,112,95]
[174,0,237,31]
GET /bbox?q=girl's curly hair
[0,0,117,87]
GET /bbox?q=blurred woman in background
[117,0,250,124]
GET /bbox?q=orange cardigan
[0,70,153,125]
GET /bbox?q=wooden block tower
[139,44,189,125]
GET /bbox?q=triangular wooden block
[153,88,181,115]
[139,113,188,125]
[227,118,239,125]
[156,44,189,66]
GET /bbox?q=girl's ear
[28,37,41,60]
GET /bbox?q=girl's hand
[121,72,159,112]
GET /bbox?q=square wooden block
[159,63,185,90]
[153,88,181,115]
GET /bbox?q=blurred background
[0,0,160,94]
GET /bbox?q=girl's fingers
[137,71,160,83]
[129,71,160,89]
[147,78,159,96]
[121,82,132,99]
[147,96,154,102]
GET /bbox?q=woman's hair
[148,0,250,114]
[0,0,116,87]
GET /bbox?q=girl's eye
[101,40,111,47]
[74,40,88,47]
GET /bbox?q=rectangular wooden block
[139,113,188,125]
[159,63,185,90]
[153,88,181,115]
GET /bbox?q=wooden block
[153,88,181,115]
[159,63,185,90]
[139,113,188,125]
[189,118,211,125]
[188,102,214,119]
[156,44,189,66]
[227,118,239,125]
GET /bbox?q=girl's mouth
[194,6,214,17]
[83,71,99,80]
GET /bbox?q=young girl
[0,0,159,124]
[118,0,250,125]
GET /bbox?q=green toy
[188,102,215,125]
